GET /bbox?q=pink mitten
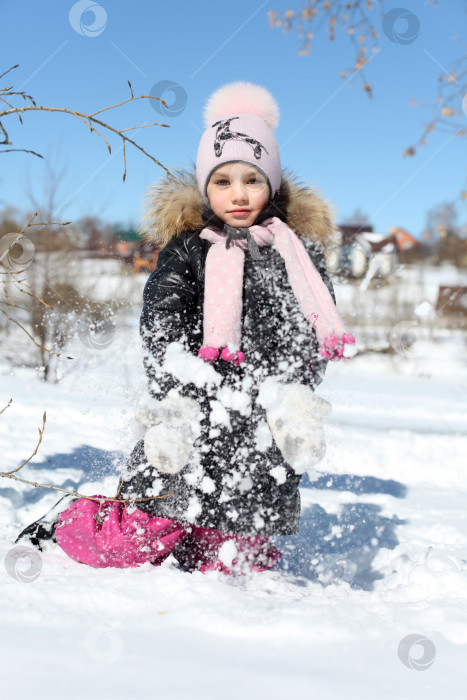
[320,333,356,361]
[198,345,245,366]
[198,346,220,364]
[221,346,245,366]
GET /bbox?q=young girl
[17,82,354,575]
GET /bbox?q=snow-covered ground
[1,264,466,700]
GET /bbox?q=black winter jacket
[118,169,339,536]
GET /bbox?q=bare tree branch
[88,92,167,118]
[269,0,385,96]
[0,148,43,158]
[404,36,467,165]
[0,399,13,415]
[0,405,173,503]
[2,410,47,475]
[270,2,467,198]
[0,66,172,180]
[0,470,173,504]
[0,64,20,81]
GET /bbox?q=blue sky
[1,0,466,240]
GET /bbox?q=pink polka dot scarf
[198,216,355,365]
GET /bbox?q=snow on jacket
[118,167,339,536]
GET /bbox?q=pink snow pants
[54,496,281,575]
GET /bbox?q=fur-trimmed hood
[140,166,339,250]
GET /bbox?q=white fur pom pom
[203,81,279,130]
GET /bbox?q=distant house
[389,227,418,252]
[327,224,417,281]
[114,228,159,273]
[133,244,159,273]
[75,226,159,273]
[114,227,140,263]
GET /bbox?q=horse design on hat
[212,117,269,159]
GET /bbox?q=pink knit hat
[196,82,282,199]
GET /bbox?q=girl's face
[206,162,270,228]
